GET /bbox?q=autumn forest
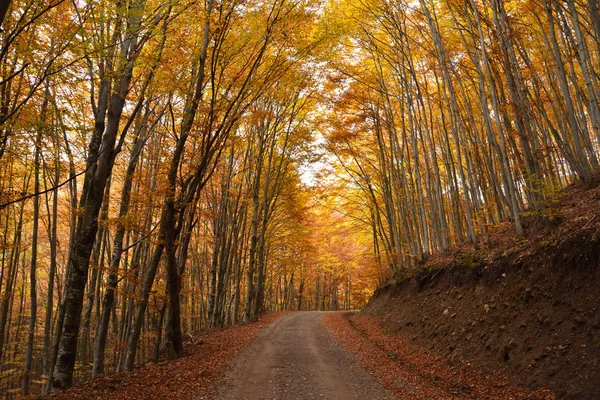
[0,0,599,397]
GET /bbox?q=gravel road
[211,312,394,400]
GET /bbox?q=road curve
[210,311,394,400]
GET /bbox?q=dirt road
[212,312,394,400]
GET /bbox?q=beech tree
[0,0,598,396]
[323,0,599,274]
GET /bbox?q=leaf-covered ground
[322,312,554,400]
[45,312,289,400]
[357,182,600,399]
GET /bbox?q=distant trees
[0,0,365,396]
[2,0,598,396]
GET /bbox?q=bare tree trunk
[92,116,148,377]
[22,80,49,394]
[51,0,147,388]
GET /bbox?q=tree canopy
[0,0,598,395]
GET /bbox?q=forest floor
[42,182,599,399]
[361,181,600,399]
[44,312,289,400]
[42,310,553,400]
[322,312,552,399]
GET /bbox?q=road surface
[212,312,394,400]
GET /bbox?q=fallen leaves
[45,312,289,400]
[322,312,554,400]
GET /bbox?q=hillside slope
[361,183,600,399]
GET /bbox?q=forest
[0,0,599,397]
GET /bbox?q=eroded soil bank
[323,312,552,399]
[361,183,600,399]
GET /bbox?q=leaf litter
[321,312,554,400]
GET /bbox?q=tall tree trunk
[22,80,49,394]
[51,0,146,388]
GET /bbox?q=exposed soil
[361,183,600,399]
[322,312,552,399]
[41,183,599,400]
[43,312,289,400]
[211,312,393,400]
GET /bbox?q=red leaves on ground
[322,312,554,400]
[46,312,289,400]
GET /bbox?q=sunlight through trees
[0,0,598,396]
